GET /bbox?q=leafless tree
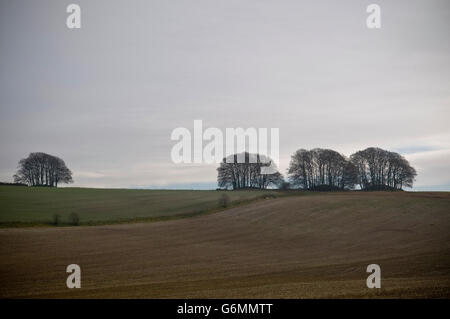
[288,148,357,190]
[13,152,73,187]
[350,147,416,190]
[217,152,284,190]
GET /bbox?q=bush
[280,182,291,190]
[261,193,277,199]
[52,214,61,226]
[362,185,402,191]
[69,212,80,226]
[308,184,342,192]
[218,193,231,208]
[0,182,28,186]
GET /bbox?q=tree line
[217,147,416,191]
[12,148,415,190]
[13,152,73,187]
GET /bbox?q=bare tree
[217,152,284,190]
[350,147,416,190]
[288,148,357,190]
[13,152,73,187]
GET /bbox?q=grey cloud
[0,0,449,189]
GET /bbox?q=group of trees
[287,148,358,190]
[217,147,416,191]
[217,153,284,190]
[350,147,417,190]
[13,152,73,187]
[12,148,415,191]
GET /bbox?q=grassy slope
[0,186,282,226]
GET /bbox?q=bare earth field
[0,192,449,298]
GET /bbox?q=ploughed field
[0,191,449,298]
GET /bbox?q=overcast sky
[0,0,449,190]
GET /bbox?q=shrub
[363,185,402,191]
[52,214,61,226]
[69,212,80,226]
[308,184,342,192]
[218,193,231,208]
[262,193,277,199]
[280,182,291,190]
[0,182,28,186]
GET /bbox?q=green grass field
[0,186,282,226]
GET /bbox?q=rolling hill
[0,186,279,226]
[0,191,449,298]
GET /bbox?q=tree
[217,152,284,190]
[350,147,416,190]
[287,148,357,190]
[13,152,73,187]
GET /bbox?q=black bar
[1,299,447,318]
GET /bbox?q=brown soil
[1,192,449,298]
